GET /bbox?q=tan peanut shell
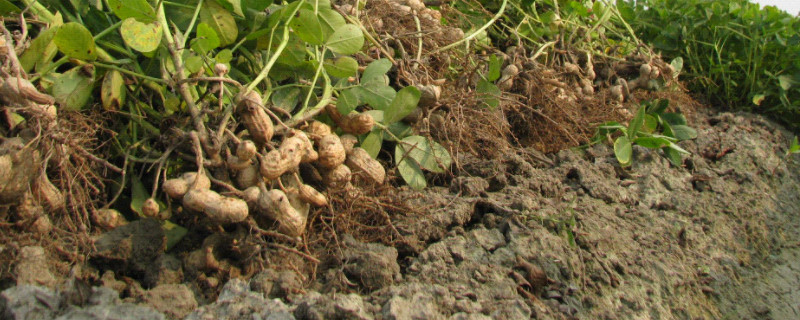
[298,184,327,207]
[183,189,249,224]
[306,121,332,141]
[291,131,317,163]
[323,164,352,189]
[235,163,260,189]
[339,113,375,135]
[264,189,306,237]
[339,134,358,154]
[236,90,274,148]
[317,134,346,168]
[418,85,441,108]
[32,173,65,210]
[142,198,160,218]
[259,150,289,180]
[227,154,252,171]
[236,140,257,160]
[345,147,386,185]
[163,172,211,199]
[93,208,127,230]
[31,215,53,234]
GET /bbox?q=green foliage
[594,99,697,167]
[623,0,800,127]
[5,0,451,236]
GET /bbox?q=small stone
[15,246,57,287]
[142,284,197,319]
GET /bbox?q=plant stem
[245,3,303,93]
[436,0,507,53]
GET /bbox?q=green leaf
[106,0,156,22]
[52,67,95,111]
[120,18,162,53]
[477,79,501,109]
[200,0,238,46]
[215,49,233,63]
[361,59,392,83]
[660,112,687,126]
[162,220,188,251]
[628,104,646,139]
[788,136,800,155]
[20,26,59,72]
[634,136,670,149]
[643,114,658,133]
[752,93,766,106]
[291,8,324,45]
[54,22,97,61]
[650,99,670,115]
[130,175,148,217]
[398,135,451,173]
[192,22,220,54]
[271,87,301,112]
[361,130,383,159]
[663,147,683,166]
[487,54,501,82]
[243,0,272,11]
[614,135,632,167]
[101,70,126,111]
[667,141,690,154]
[184,55,204,74]
[670,57,683,77]
[353,82,395,110]
[396,152,426,190]
[336,88,359,115]
[779,75,794,90]
[326,24,364,55]
[324,56,359,78]
[384,86,420,124]
[0,0,20,15]
[318,6,346,39]
[387,121,413,141]
[671,125,698,140]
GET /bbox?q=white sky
[751,0,800,15]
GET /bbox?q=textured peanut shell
[237,90,274,148]
[93,208,127,230]
[259,149,291,180]
[339,134,358,154]
[264,189,306,237]
[298,184,327,207]
[163,172,211,199]
[142,198,160,218]
[324,164,352,189]
[235,163,260,189]
[317,134,346,168]
[31,173,65,210]
[236,140,257,161]
[306,121,332,141]
[339,113,375,135]
[345,147,385,185]
[183,189,249,224]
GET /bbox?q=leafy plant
[594,99,697,167]
[3,0,452,238]
[623,0,800,128]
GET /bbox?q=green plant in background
[594,99,697,167]
[622,0,800,128]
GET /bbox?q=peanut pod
[261,189,307,237]
[317,134,346,168]
[323,164,352,189]
[183,189,249,224]
[236,90,274,148]
[298,184,327,207]
[345,147,385,185]
[93,208,127,230]
[162,172,211,199]
[339,113,375,135]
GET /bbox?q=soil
[3,106,800,320]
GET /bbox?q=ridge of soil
[3,107,800,320]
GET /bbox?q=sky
[751,0,800,15]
